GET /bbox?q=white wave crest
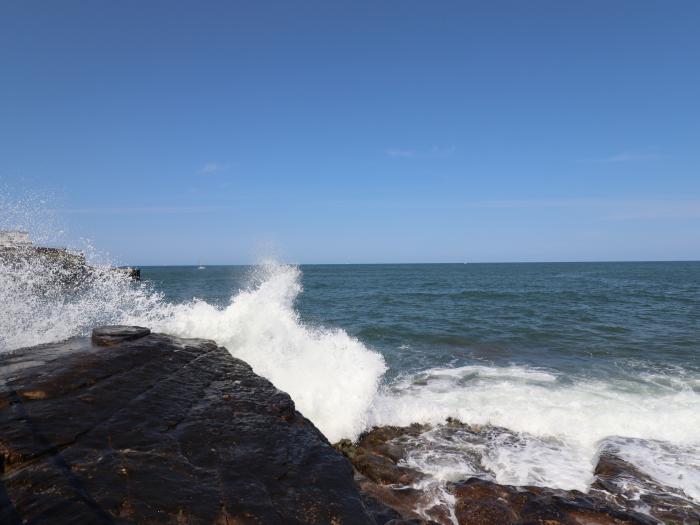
[140,264,387,442]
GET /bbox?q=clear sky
[1,1,699,265]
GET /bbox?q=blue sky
[1,1,698,264]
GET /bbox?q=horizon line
[128,259,700,267]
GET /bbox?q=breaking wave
[0,254,386,442]
[140,264,388,442]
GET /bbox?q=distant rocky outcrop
[0,230,140,284]
[0,327,385,524]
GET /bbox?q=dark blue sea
[144,262,700,379]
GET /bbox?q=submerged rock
[0,326,384,524]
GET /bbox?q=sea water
[2,258,699,512]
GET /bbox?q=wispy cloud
[303,196,700,223]
[198,162,226,175]
[385,148,416,158]
[54,205,231,215]
[467,198,604,209]
[467,198,700,220]
[606,200,700,220]
[580,152,660,163]
[385,146,455,159]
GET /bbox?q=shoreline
[2,326,697,524]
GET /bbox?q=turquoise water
[142,262,700,381]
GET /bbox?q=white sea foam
[605,437,700,502]
[369,363,700,505]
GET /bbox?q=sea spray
[0,252,386,442]
[0,254,163,350]
[142,263,387,442]
[0,190,158,348]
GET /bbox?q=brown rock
[339,423,669,525]
[345,425,427,486]
[450,477,657,525]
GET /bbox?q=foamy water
[369,364,700,489]
[1,243,699,516]
[368,364,700,518]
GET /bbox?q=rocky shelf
[0,326,397,524]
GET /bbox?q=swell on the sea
[2,255,699,508]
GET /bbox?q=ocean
[2,260,699,514]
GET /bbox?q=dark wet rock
[360,492,404,524]
[353,450,418,486]
[335,426,448,524]
[354,473,432,524]
[334,426,440,524]
[0,327,387,524]
[338,425,426,486]
[383,520,437,525]
[336,438,359,460]
[593,450,700,525]
[339,424,676,525]
[451,477,657,525]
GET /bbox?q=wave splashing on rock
[0,248,387,443]
[144,263,388,442]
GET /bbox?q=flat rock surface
[0,326,378,524]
